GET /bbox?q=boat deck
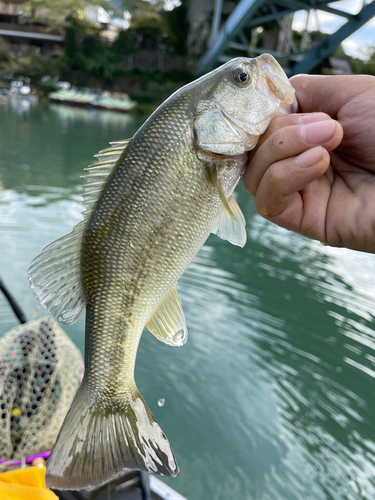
[51,471,187,500]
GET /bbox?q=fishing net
[0,317,84,468]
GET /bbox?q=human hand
[243,74,375,253]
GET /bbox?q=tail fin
[45,380,179,490]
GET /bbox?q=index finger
[248,112,331,162]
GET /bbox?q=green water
[1,99,375,500]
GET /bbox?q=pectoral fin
[212,196,247,247]
[146,285,188,347]
[207,164,235,218]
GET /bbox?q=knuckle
[266,163,284,188]
[267,114,293,134]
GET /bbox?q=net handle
[0,451,51,466]
[0,275,28,324]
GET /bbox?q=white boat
[8,78,39,102]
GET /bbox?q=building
[0,0,63,56]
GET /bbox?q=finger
[244,119,343,195]
[252,112,331,158]
[254,146,331,238]
[290,74,375,117]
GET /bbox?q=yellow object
[0,466,58,500]
[11,409,21,416]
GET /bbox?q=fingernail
[298,112,330,125]
[300,120,336,144]
[295,146,323,167]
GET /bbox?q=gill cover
[194,55,296,155]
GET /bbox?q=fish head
[194,54,297,155]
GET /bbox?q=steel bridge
[196,0,375,76]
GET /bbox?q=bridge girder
[196,0,375,76]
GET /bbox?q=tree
[163,1,189,55]
[22,0,106,34]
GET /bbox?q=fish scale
[28,55,297,490]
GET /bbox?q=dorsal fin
[28,138,132,325]
[146,285,188,347]
[81,138,132,220]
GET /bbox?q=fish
[28,54,297,490]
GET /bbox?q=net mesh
[0,317,84,468]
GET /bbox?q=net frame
[0,317,84,468]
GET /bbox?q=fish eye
[233,67,251,86]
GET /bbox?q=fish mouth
[257,72,298,114]
[256,54,298,113]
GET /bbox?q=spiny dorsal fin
[81,138,132,221]
[146,285,188,346]
[212,196,247,247]
[28,138,132,325]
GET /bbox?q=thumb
[290,74,373,118]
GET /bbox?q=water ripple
[1,103,375,500]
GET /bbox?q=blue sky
[292,0,375,59]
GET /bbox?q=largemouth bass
[28,54,296,490]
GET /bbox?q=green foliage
[332,43,375,75]
[39,80,59,95]
[114,0,189,56]
[129,0,167,34]
[84,50,125,82]
[348,53,375,76]
[111,30,138,55]
[0,0,194,104]
[292,30,375,76]
[59,9,194,86]
[22,0,104,33]
[292,30,329,50]
[63,14,86,70]
[0,51,62,80]
[60,14,124,83]
[163,1,189,55]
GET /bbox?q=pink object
[0,451,51,466]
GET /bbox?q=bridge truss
[196,0,375,75]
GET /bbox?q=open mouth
[257,68,297,113]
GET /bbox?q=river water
[0,99,374,500]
